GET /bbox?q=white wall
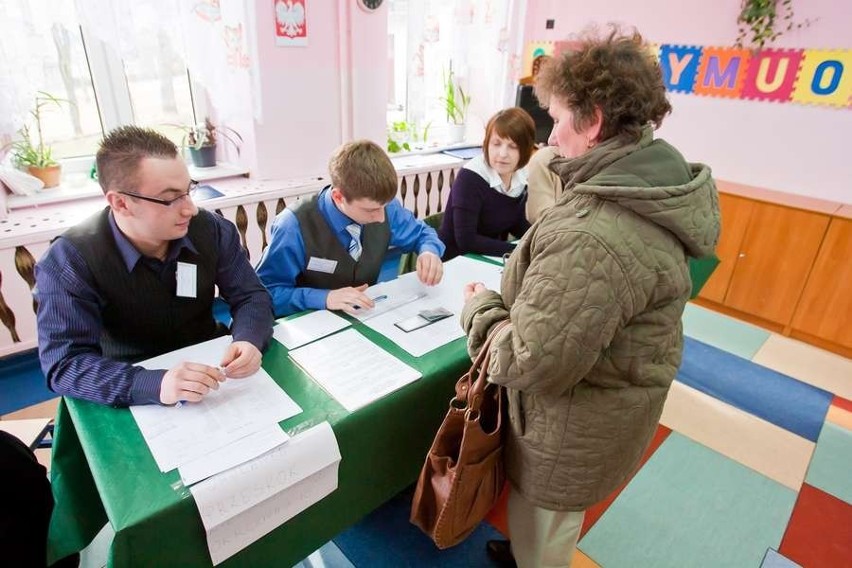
[522,0,852,203]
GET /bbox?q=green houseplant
[9,92,67,188]
[387,120,431,153]
[441,68,470,144]
[177,117,243,168]
[736,0,812,49]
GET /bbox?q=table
[47,323,471,567]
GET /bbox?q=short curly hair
[534,27,671,143]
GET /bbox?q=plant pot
[189,145,217,168]
[447,124,466,144]
[28,165,62,188]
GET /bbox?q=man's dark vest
[292,192,390,289]
[61,208,226,362]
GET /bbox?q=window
[1,0,203,171]
[386,0,517,151]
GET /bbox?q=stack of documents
[351,256,503,357]
[190,422,341,565]
[130,335,303,485]
[288,328,422,411]
[272,309,350,350]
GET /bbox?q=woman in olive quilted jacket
[461,27,721,568]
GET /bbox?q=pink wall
[522,0,852,203]
[250,0,388,180]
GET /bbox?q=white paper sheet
[288,329,422,411]
[179,425,290,486]
[272,310,350,350]
[190,422,341,565]
[355,256,503,357]
[130,335,302,472]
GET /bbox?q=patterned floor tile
[779,484,852,568]
[578,433,797,568]
[753,334,852,399]
[682,303,770,360]
[760,548,801,567]
[660,381,814,490]
[804,421,852,505]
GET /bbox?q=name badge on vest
[176,262,197,298]
[307,257,338,274]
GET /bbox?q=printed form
[190,421,341,565]
[352,256,503,357]
[272,309,350,350]
[130,335,302,476]
[288,328,422,411]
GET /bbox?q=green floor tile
[805,422,852,505]
[682,304,770,360]
[579,433,796,568]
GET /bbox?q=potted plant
[735,0,813,49]
[441,68,470,144]
[386,120,432,153]
[9,92,67,188]
[178,117,243,168]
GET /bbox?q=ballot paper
[178,425,290,486]
[353,256,503,357]
[288,328,422,411]
[272,309,351,350]
[130,335,302,472]
[190,421,341,565]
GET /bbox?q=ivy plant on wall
[736,0,813,49]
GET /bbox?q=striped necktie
[345,223,362,261]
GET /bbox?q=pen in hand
[351,294,388,311]
[175,365,227,407]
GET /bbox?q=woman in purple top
[439,108,536,260]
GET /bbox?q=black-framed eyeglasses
[119,180,198,207]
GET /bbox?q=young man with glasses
[35,126,274,407]
[256,140,445,317]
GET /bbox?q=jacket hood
[573,141,720,258]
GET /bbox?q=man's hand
[463,281,488,303]
[160,362,226,405]
[326,284,374,315]
[220,341,262,378]
[416,252,443,286]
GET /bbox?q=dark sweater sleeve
[450,169,515,257]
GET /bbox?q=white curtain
[394,0,515,142]
[0,0,261,148]
[0,0,77,144]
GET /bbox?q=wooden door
[724,202,830,326]
[699,193,754,303]
[791,214,852,352]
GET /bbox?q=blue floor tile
[0,349,53,415]
[678,337,833,442]
[333,485,504,567]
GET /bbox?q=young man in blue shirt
[35,126,274,407]
[257,140,445,316]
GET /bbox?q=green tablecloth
[48,324,471,567]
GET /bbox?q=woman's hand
[463,281,488,303]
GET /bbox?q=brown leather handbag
[410,320,510,549]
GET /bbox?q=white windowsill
[5,162,249,211]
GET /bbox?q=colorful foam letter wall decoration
[527,41,851,109]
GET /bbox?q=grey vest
[292,191,390,289]
[61,208,226,362]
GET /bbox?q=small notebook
[191,184,225,201]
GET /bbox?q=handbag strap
[466,319,511,411]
